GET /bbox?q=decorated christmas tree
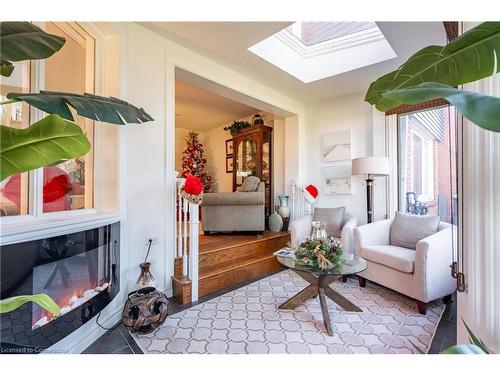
[180,130,212,192]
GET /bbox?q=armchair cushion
[313,207,346,238]
[240,176,260,192]
[361,245,416,273]
[390,212,440,250]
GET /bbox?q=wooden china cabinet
[232,124,273,218]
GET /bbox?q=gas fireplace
[1,222,120,352]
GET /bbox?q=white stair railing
[175,177,200,302]
[291,180,313,220]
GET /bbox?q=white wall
[202,125,231,192]
[120,22,305,297]
[304,92,379,225]
[122,24,169,294]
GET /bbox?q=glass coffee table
[276,254,367,336]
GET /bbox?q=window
[248,22,396,83]
[397,107,457,223]
[0,62,31,216]
[0,22,95,218]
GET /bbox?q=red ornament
[184,174,203,196]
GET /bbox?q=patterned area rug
[133,270,444,354]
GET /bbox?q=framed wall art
[225,139,233,157]
[323,164,352,195]
[322,130,351,163]
[226,157,233,173]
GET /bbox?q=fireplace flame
[32,282,109,330]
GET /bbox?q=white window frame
[412,125,434,202]
[0,22,99,225]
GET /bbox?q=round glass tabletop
[276,254,367,276]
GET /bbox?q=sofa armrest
[414,225,457,302]
[353,219,392,253]
[340,216,358,256]
[289,214,312,247]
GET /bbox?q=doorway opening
[172,67,296,302]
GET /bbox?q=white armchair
[354,218,456,314]
[289,211,358,256]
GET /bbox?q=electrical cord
[144,238,153,263]
[95,310,122,331]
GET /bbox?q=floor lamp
[352,156,390,223]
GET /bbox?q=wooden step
[172,275,191,305]
[199,232,290,277]
[198,231,290,298]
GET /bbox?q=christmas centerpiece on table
[180,130,212,192]
[295,238,344,270]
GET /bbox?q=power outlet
[147,237,159,245]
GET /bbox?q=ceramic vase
[277,195,291,231]
[269,207,283,232]
[136,262,155,289]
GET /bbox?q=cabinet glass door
[262,131,271,216]
[236,137,257,187]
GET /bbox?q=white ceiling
[175,79,258,131]
[141,22,447,103]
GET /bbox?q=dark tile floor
[83,273,457,354]
[428,293,457,354]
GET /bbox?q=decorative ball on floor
[122,287,169,334]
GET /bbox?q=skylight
[286,22,378,46]
[248,22,397,83]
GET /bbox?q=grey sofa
[201,178,265,233]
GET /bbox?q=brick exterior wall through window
[399,107,457,223]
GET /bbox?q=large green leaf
[366,22,500,111]
[7,91,154,125]
[0,22,65,77]
[462,317,491,353]
[383,82,500,133]
[441,345,486,354]
[1,114,91,181]
[0,294,60,316]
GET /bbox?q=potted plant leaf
[365,22,500,133]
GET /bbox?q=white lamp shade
[352,156,390,176]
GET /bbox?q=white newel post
[182,199,188,276]
[291,180,311,220]
[188,203,200,302]
[176,181,183,258]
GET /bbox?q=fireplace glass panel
[0,222,120,351]
[31,243,110,330]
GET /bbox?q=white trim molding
[457,23,500,353]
